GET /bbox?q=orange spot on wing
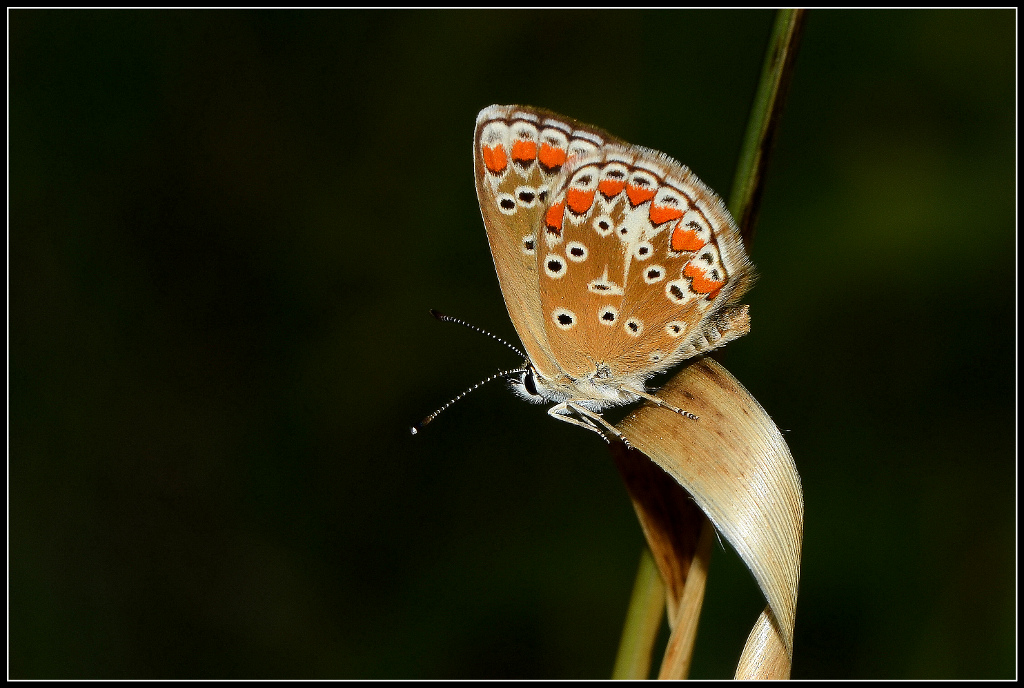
[626,184,656,207]
[545,201,565,235]
[670,222,706,252]
[684,262,726,294]
[566,188,595,215]
[482,144,507,174]
[598,179,626,198]
[538,143,566,170]
[649,204,684,226]
[511,140,537,163]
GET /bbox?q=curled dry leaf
[615,356,803,675]
[734,605,792,680]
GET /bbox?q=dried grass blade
[616,357,803,655]
[734,605,792,679]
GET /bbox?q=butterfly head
[507,363,553,405]
[508,358,646,413]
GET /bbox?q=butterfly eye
[523,370,539,397]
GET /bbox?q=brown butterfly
[416,105,756,445]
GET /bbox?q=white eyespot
[521,235,536,255]
[552,308,576,330]
[496,193,517,215]
[480,121,509,147]
[624,318,644,337]
[509,121,538,143]
[541,118,572,134]
[544,254,567,279]
[565,241,588,262]
[643,265,666,284]
[569,165,600,191]
[665,279,695,304]
[567,138,598,158]
[573,130,603,146]
[593,215,615,237]
[515,186,538,208]
[627,170,658,192]
[599,162,629,184]
[587,277,624,295]
[653,186,689,210]
[540,128,568,149]
[633,241,654,261]
[649,351,663,363]
[598,305,618,326]
[666,321,688,338]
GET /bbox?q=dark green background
[10,9,1015,679]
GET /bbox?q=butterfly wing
[538,144,756,381]
[474,105,621,379]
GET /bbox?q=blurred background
[9,9,1015,679]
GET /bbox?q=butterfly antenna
[429,309,527,359]
[411,365,529,435]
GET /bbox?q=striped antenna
[429,309,527,359]
[411,366,529,435]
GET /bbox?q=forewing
[474,105,619,379]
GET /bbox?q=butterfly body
[473,105,755,442]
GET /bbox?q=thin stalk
[729,8,807,248]
[612,9,806,679]
[657,517,714,679]
[611,546,666,679]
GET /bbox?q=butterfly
[424,105,755,446]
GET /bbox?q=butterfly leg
[622,386,699,421]
[547,402,633,449]
[547,403,611,442]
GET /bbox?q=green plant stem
[612,9,806,679]
[611,546,666,679]
[729,8,807,248]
